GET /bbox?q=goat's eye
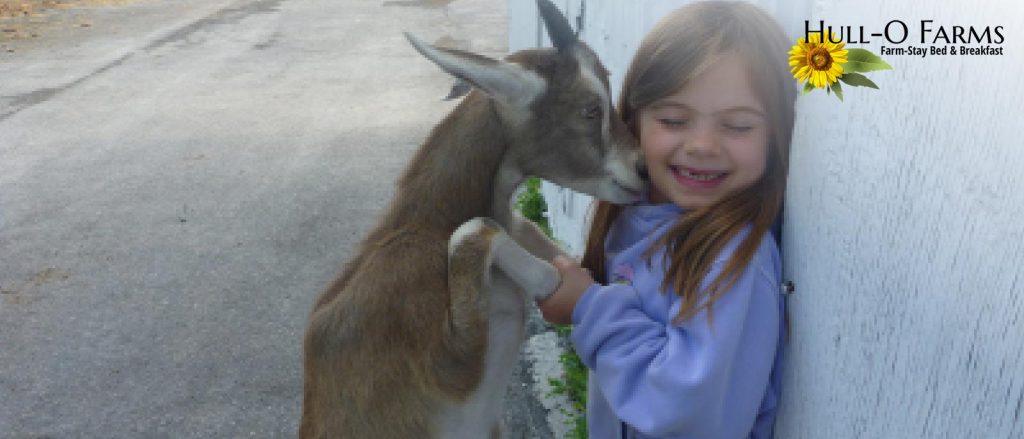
[582,104,602,120]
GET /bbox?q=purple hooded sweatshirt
[570,203,785,439]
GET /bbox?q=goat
[299,1,646,437]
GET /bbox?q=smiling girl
[536,2,797,438]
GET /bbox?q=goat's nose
[636,161,649,181]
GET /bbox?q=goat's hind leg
[448,218,501,333]
[445,217,560,437]
[449,217,561,304]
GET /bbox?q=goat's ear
[537,0,576,52]
[405,33,545,108]
[443,79,472,101]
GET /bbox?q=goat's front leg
[492,166,570,264]
[505,211,570,265]
[492,219,561,301]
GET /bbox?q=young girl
[537,2,796,438]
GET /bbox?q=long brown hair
[581,1,796,325]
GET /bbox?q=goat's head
[405,0,647,204]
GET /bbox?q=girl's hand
[537,255,597,325]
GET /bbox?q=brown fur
[299,93,506,438]
[299,4,644,435]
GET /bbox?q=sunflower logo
[788,31,893,101]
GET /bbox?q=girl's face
[637,53,770,209]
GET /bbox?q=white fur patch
[449,217,489,256]
[575,51,611,144]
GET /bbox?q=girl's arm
[567,253,781,437]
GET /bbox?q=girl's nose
[683,122,718,156]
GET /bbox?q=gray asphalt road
[0,0,556,437]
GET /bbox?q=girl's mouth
[671,166,728,189]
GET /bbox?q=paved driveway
[0,0,556,437]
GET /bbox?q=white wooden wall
[509,1,1024,437]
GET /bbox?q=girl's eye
[659,118,687,128]
[724,124,753,133]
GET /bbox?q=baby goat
[299,1,646,437]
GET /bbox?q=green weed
[515,177,588,438]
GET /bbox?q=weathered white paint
[510,0,1024,437]
[777,1,1024,437]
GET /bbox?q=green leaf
[830,81,844,101]
[515,176,552,238]
[838,72,879,89]
[844,48,893,73]
[802,81,815,95]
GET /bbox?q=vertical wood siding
[509,1,1023,436]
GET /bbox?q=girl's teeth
[677,167,725,181]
